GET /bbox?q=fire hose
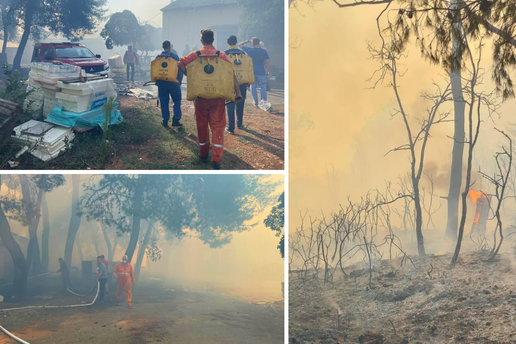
[0,282,100,344]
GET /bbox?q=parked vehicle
[31,42,111,78]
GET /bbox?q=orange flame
[468,190,487,204]
[469,190,488,226]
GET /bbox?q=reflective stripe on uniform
[198,141,209,146]
[213,144,223,148]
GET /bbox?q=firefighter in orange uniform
[178,29,242,170]
[113,255,135,308]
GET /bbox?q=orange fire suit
[179,45,231,165]
[113,262,135,306]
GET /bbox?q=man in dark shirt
[157,40,184,128]
[57,258,71,291]
[239,37,271,109]
[225,35,249,134]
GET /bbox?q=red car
[31,42,111,77]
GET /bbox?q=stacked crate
[24,62,81,118]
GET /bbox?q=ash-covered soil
[289,251,516,344]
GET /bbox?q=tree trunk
[413,180,426,256]
[135,221,154,281]
[0,175,28,301]
[1,0,9,54]
[100,223,113,262]
[13,0,36,70]
[92,225,100,257]
[75,231,84,262]
[19,175,43,275]
[445,1,466,239]
[41,193,50,273]
[111,235,119,262]
[64,175,82,268]
[124,181,145,262]
[2,29,7,54]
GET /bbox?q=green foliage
[0,63,29,105]
[383,0,516,99]
[81,175,282,248]
[100,10,143,50]
[1,174,64,225]
[138,24,162,53]
[145,235,162,262]
[237,0,284,46]
[184,175,281,247]
[100,96,115,163]
[37,0,107,40]
[264,192,284,258]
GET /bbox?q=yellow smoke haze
[289,1,516,235]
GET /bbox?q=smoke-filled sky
[289,1,516,233]
[0,174,284,302]
[107,0,168,27]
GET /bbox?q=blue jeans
[126,63,135,81]
[157,80,182,121]
[251,75,267,105]
[227,84,247,131]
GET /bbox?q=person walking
[183,44,191,57]
[260,41,272,92]
[113,255,135,309]
[179,29,242,170]
[238,37,271,110]
[123,46,139,82]
[170,44,178,56]
[225,35,249,134]
[57,258,72,292]
[157,40,183,128]
[96,256,108,303]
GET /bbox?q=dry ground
[0,276,284,343]
[0,96,284,170]
[289,251,516,344]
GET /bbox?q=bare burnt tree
[370,42,453,256]
[421,173,444,231]
[477,130,513,261]
[290,187,417,288]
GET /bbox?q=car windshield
[55,47,95,58]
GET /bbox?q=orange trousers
[194,97,226,164]
[116,280,132,306]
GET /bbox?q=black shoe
[237,124,243,129]
[225,128,234,135]
[200,156,209,163]
[172,119,183,127]
[161,120,168,128]
[211,162,221,170]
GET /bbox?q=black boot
[161,120,168,128]
[211,162,221,170]
[172,119,183,127]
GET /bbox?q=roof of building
[161,0,238,11]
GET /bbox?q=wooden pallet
[0,99,22,148]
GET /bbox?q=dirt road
[0,279,283,344]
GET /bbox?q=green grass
[0,101,207,170]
